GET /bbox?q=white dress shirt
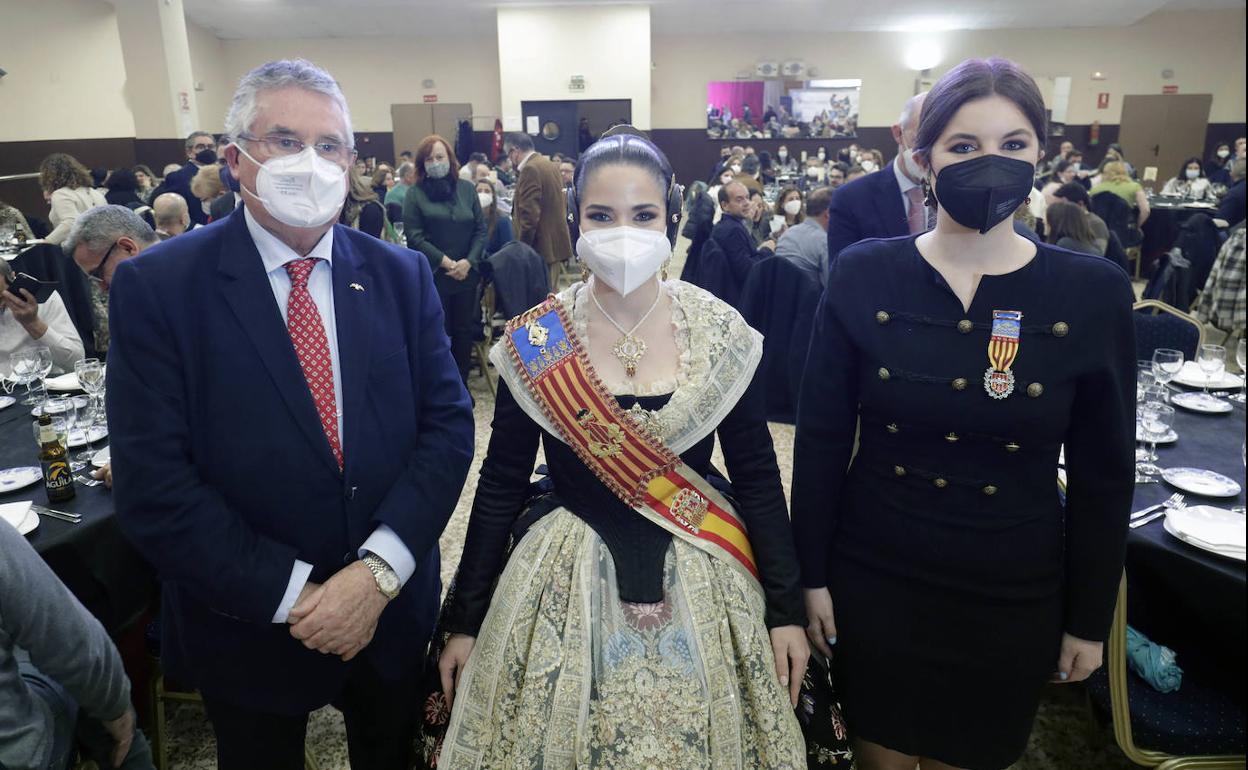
[0,291,84,375]
[243,209,416,623]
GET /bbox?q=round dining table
[1141,194,1221,276]
[1126,378,1246,693]
[0,395,154,634]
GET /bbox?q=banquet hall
[0,1,1245,769]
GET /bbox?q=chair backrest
[1092,191,1139,247]
[738,256,823,423]
[1134,299,1205,361]
[485,240,549,318]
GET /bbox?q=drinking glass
[10,349,41,405]
[1137,360,1157,400]
[1233,338,1247,404]
[1197,343,1226,394]
[1136,403,1174,476]
[392,221,405,242]
[1151,348,1184,392]
[40,396,86,471]
[30,346,53,407]
[75,359,105,427]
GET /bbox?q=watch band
[362,552,400,600]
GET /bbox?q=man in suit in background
[710,181,775,307]
[505,132,573,290]
[827,92,930,270]
[156,131,218,227]
[107,59,474,770]
[152,192,190,240]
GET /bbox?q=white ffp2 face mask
[236,144,347,228]
[783,199,802,216]
[576,226,671,297]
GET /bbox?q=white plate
[1167,505,1246,550]
[1171,391,1234,414]
[0,501,38,535]
[0,466,42,493]
[0,395,15,410]
[67,426,108,448]
[1164,516,1245,562]
[92,446,111,468]
[44,373,80,392]
[1136,425,1178,444]
[1173,361,1244,389]
[1162,467,1243,498]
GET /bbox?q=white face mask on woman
[783,198,802,216]
[236,144,347,228]
[1185,168,1200,180]
[576,226,671,297]
[477,191,494,209]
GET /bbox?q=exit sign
[1162,85,1179,94]
[423,94,438,103]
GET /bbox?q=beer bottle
[37,414,76,503]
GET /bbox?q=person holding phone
[0,259,83,375]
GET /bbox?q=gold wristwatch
[362,552,400,601]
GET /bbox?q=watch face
[378,569,400,596]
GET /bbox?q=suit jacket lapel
[216,210,341,475]
[329,231,372,476]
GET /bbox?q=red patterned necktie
[284,257,342,470]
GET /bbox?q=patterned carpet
[158,371,1138,769]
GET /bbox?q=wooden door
[432,103,472,148]
[1119,94,1212,184]
[391,104,434,162]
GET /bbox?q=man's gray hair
[63,205,158,255]
[224,59,353,147]
[898,91,927,130]
[396,161,415,180]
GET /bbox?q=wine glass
[1151,348,1184,394]
[1135,386,1168,463]
[29,346,54,407]
[75,359,104,427]
[1136,403,1174,476]
[10,349,41,405]
[1232,338,1246,404]
[1197,344,1226,395]
[1137,360,1157,400]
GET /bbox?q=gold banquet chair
[1133,299,1206,361]
[474,283,498,397]
[1086,573,1245,769]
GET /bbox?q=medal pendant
[612,334,647,377]
[983,367,1015,399]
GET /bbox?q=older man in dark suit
[156,131,218,226]
[107,59,474,770]
[505,132,573,290]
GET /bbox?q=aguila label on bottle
[38,415,76,503]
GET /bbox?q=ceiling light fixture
[904,40,943,72]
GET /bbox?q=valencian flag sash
[503,297,761,592]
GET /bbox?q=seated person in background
[160,163,182,180]
[495,154,516,186]
[1040,159,1078,205]
[776,185,832,286]
[152,193,191,240]
[1206,142,1234,185]
[0,259,84,375]
[826,162,849,190]
[371,166,395,201]
[1046,200,1104,256]
[132,165,157,203]
[845,164,868,184]
[1053,182,1111,254]
[341,170,386,239]
[0,522,154,770]
[1067,150,1092,187]
[103,168,144,208]
[747,188,771,247]
[387,161,415,212]
[774,145,798,175]
[711,181,775,302]
[189,164,226,223]
[1161,156,1217,201]
[758,151,777,184]
[776,185,805,229]
[800,159,825,193]
[1090,160,1150,228]
[475,178,513,258]
[559,160,575,190]
[1216,158,1246,229]
[859,149,884,173]
[0,199,35,240]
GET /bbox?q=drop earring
[581,264,590,283]
[661,258,671,282]
[921,179,936,208]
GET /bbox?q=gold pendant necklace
[589,280,663,378]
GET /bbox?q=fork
[1131,493,1183,520]
[1131,498,1187,528]
[31,504,82,523]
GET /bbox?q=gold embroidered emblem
[669,488,709,532]
[576,408,625,458]
[625,402,664,439]
[526,318,549,349]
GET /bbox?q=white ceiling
[180,0,1244,39]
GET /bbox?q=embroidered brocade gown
[792,236,1136,769]
[438,281,807,769]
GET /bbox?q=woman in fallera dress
[436,128,810,769]
[792,58,1135,770]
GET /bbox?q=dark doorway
[520,99,632,159]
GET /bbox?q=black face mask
[195,149,218,165]
[932,154,1035,234]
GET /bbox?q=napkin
[0,501,33,531]
[43,372,79,390]
[1126,625,1183,693]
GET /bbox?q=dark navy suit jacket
[826,159,909,266]
[106,207,474,713]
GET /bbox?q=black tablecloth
[1141,198,1216,278]
[1126,384,1246,695]
[0,399,154,633]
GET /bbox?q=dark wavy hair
[915,57,1047,160]
[1176,156,1204,181]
